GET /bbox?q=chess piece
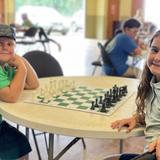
[99,96,103,104]
[90,101,95,110]
[94,98,99,107]
[100,103,107,113]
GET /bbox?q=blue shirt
[105,33,137,75]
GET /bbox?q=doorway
[107,0,120,38]
[144,0,160,28]
[15,0,85,37]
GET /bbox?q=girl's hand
[111,116,137,133]
[148,139,160,160]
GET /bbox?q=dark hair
[123,18,141,30]
[136,30,160,122]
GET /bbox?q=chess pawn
[94,98,99,108]
[100,103,107,113]
[99,96,103,104]
[90,101,95,110]
[39,88,45,99]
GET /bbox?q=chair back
[97,42,116,75]
[23,50,63,78]
[97,42,113,67]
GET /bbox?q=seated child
[111,30,160,160]
[0,24,39,159]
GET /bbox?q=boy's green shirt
[0,64,15,123]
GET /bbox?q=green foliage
[16,0,83,16]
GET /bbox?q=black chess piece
[94,98,99,107]
[105,97,113,108]
[111,92,117,103]
[121,85,128,96]
[99,96,103,104]
[100,103,107,113]
[90,101,95,110]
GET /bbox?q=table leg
[119,139,123,153]
[48,133,54,160]
[25,127,29,160]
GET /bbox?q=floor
[15,34,146,160]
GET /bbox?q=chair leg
[44,132,49,152]
[81,138,86,149]
[31,129,42,160]
[92,66,98,75]
[53,137,84,160]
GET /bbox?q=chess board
[25,85,134,116]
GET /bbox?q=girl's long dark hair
[136,30,160,121]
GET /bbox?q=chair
[23,50,63,77]
[91,42,116,76]
[91,55,102,75]
[23,50,85,160]
[16,27,61,53]
[37,27,61,52]
[103,154,121,160]
[16,26,38,45]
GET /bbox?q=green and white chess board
[25,80,134,116]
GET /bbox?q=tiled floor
[15,35,146,160]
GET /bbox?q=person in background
[104,18,144,78]
[110,30,160,160]
[0,24,39,159]
[12,13,33,32]
[21,13,33,29]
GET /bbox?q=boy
[104,18,143,78]
[0,24,39,159]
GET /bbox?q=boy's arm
[22,57,39,89]
[0,56,27,102]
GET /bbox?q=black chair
[91,55,102,75]
[22,50,85,160]
[16,27,61,53]
[91,42,116,75]
[23,50,63,78]
[16,26,38,45]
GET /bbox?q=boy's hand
[0,53,13,63]
[8,55,25,68]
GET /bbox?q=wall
[96,0,107,38]
[85,0,140,39]
[85,0,98,38]
[85,0,107,39]
[119,0,132,20]
[0,0,4,23]
[4,0,15,24]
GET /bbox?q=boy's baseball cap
[0,24,16,41]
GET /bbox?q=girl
[111,30,160,160]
